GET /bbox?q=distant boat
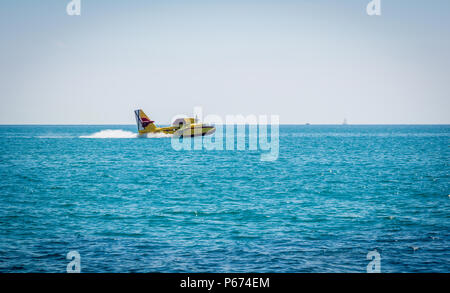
[342,118,348,125]
[305,123,310,125]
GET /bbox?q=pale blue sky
[0,0,449,124]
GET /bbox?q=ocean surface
[0,125,449,273]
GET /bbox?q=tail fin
[134,109,157,133]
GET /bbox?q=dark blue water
[0,125,449,272]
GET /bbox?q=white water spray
[80,129,172,139]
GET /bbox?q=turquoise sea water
[0,125,449,273]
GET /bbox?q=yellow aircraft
[134,109,216,137]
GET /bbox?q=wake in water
[80,129,172,139]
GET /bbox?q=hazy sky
[0,0,449,124]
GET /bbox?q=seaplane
[134,109,216,137]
